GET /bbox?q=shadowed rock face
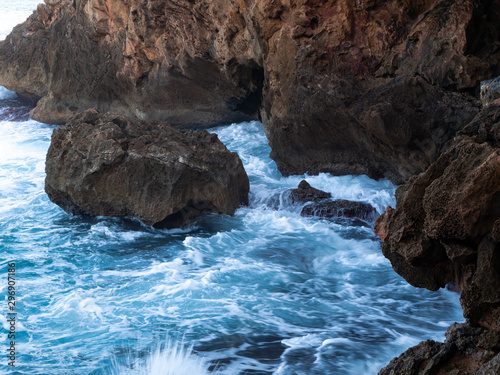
[45,109,250,228]
[1,0,499,183]
[376,104,500,374]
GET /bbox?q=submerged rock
[45,109,249,228]
[300,199,377,222]
[289,180,332,203]
[481,76,500,107]
[376,104,500,373]
[269,180,377,223]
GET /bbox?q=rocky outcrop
[269,180,377,222]
[375,104,500,373]
[0,0,264,127]
[45,109,249,228]
[288,180,332,203]
[1,0,499,183]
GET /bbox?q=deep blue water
[0,2,464,374]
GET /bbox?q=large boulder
[481,76,500,107]
[375,104,500,373]
[45,109,250,228]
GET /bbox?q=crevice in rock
[226,58,265,117]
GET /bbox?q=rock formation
[288,180,332,203]
[1,0,499,183]
[300,199,377,222]
[376,103,500,373]
[481,76,500,106]
[269,180,377,222]
[45,109,249,228]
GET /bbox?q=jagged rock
[375,104,500,318]
[376,104,500,373]
[300,199,377,222]
[1,0,498,183]
[481,76,500,107]
[45,109,249,228]
[268,180,377,222]
[289,180,332,203]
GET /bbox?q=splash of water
[112,338,213,375]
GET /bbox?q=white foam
[282,334,323,348]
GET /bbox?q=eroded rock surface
[481,76,500,107]
[45,109,249,228]
[2,0,499,182]
[375,104,500,373]
[289,180,332,203]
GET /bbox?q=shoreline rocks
[1,0,498,183]
[0,0,499,371]
[481,76,500,107]
[45,109,250,228]
[375,104,500,373]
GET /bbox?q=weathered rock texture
[380,322,500,375]
[289,180,332,203]
[300,199,377,222]
[45,109,249,228]
[376,104,500,374]
[2,0,500,182]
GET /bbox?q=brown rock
[45,109,250,228]
[289,180,332,203]
[1,0,498,183]
[379,322,500,375]
[271,180,377,222]
[376,104,500,319]
[376,104,500,373]
[300,199,377,222]
[0,0,263,127]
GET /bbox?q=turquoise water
[0,3,464,374]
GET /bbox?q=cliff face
[1,0,499,182]
[376,103,500,374]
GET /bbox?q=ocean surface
[0,2,464,374]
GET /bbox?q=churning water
[0,2,463,374]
